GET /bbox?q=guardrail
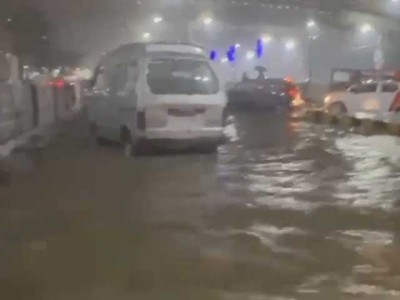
[303,109,400,136]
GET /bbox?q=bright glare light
[285,39,296,50]
[153,16,163,23]
[307,20,316,29]
[234,43,241,48]
[221,57,228,63]
[246,51,255,60]
[261,34,272,44]
[324,95,332,105]
[360,23,373,34]
[142,32,151,40]
[203,17,213,25]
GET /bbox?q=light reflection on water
[211,113,400,298]
[2,112,400,299]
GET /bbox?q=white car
[324,81,400,123]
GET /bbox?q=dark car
[227,67,300,111]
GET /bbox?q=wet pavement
[1,112,400,299]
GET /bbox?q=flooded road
[1,112,400,299]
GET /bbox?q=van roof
[111,42,206,58]
[99,42,208,67]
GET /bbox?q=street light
[221,57,228,63]
[246,51,255,60]
[203,16,213,26]
[285,39,296,50]
[153,16,163,24]
[142,32,151,41]
[234,43,241,49]
[261,34,272,44]
[360,23,373,34]
[306,19,316,29]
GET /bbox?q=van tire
[89,122,105,145]
[121,127,141,156]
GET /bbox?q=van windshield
[147,58,219,95]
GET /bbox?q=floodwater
[1,112,400,299]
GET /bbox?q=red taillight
[288,86,299,99]
[389,91,400,112]
[51,79,65,88]
[137,111,146,130]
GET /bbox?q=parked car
[324,80,400,123]
[0,53,21,143]
[227,66,301,111]
[86,42,227,154]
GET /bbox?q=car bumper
[228,90,292,109]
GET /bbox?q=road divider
[303,109,400,136]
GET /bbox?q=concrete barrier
[303,109,400,137]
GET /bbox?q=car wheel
[328,102,347,116]
[392,108,400,124]
[199,143,219,154]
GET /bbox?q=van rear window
[147,58,218,95]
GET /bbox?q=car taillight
[389,91,400,112]
[137,111,146,130]
[51,79,65,88]
[288,86,299,99]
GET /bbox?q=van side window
[113,65,128,95]
[93,66,111,91]
[114,61,139,96]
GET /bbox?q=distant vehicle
[86,42,227,154]
[324,80,400,123]
[227,66,301,110]
[329,68,400,92]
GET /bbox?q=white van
[86,42,227,154]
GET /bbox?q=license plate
[168,108,205,117]
[168,115,203,129]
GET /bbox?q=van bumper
[138,128,224,148]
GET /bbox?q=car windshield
[147,58,218,95]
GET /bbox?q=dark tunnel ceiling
[2,0,399,30]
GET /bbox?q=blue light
[210,50,217,61]
[256,39,263,58]
[226,45,236,62]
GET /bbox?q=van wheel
[89,122,104,145]
[121,127,142,156]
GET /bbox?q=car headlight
[324,95,332,105]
